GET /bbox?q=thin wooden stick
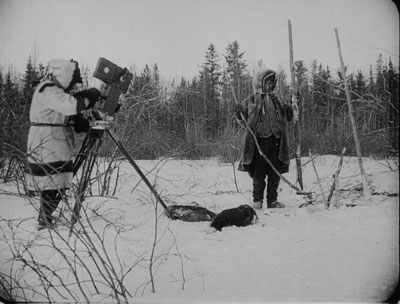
[334,28,371,201]
[288,20,303,190]
[335,147,346,208]
[309,150,328,208]
[327,147,346,208]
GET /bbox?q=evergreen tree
[220,69,233,129]
[367,64,375,95]
[313,64,331,129]
[20,56,39,131]
[173,78,190,139]
[293,60,310,152]
[0,70,4,98]
[375,54,385,99]
[0,70,5,158]
[224,41,249,101]
[372,55,389,131]
[153,63,160,87]
[22,56,37,100]
[199,43,222,140]
[355,70,366,96]
[222,41,251,132]
[386,57,399,151]
[353,70,368,136]
[2,70,24,156]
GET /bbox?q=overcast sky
[0,0,398,81]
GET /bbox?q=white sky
[0,0,398,81]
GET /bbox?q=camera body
[93,57,133,115]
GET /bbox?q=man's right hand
[234,104,244,119]
[234,104,246,127]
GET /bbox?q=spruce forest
[0,41,398,164]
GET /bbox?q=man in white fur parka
[25,59,102,230]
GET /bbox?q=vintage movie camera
[93,57,133,116]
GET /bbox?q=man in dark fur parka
[235,68,293,210]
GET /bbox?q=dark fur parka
[237,68,293,174]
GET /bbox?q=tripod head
[88,108,114,129]
[93,57,133,116]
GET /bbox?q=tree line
[0,41,398,163]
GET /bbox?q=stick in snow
[288,19,303,190]
[334,28,371,201]
[327,147,346,208]
[309,150,328,208]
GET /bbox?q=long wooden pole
[288,20,303,190]
[334,28,371,201]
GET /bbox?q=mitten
[68,113,90,133]
[234,104,244,119]
[284,104,294,122]
[74,88,102,109]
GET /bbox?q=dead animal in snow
[210,204,258,231]
[167,205,216,222]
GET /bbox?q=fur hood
[47,59,77,89]
[252,68,277,93]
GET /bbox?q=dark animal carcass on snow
[167,205,216,222]
[210,204,258,231]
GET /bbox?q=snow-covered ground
[0,155,398,303]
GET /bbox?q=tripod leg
[70,129,105,236]
[70,153,96,236]
[106,129,169,211]
[73,132,91,176]
[73,128,104,176]
[76,139,102,201]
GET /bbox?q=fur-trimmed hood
[46,59,77,89]
[252,68,277,93]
